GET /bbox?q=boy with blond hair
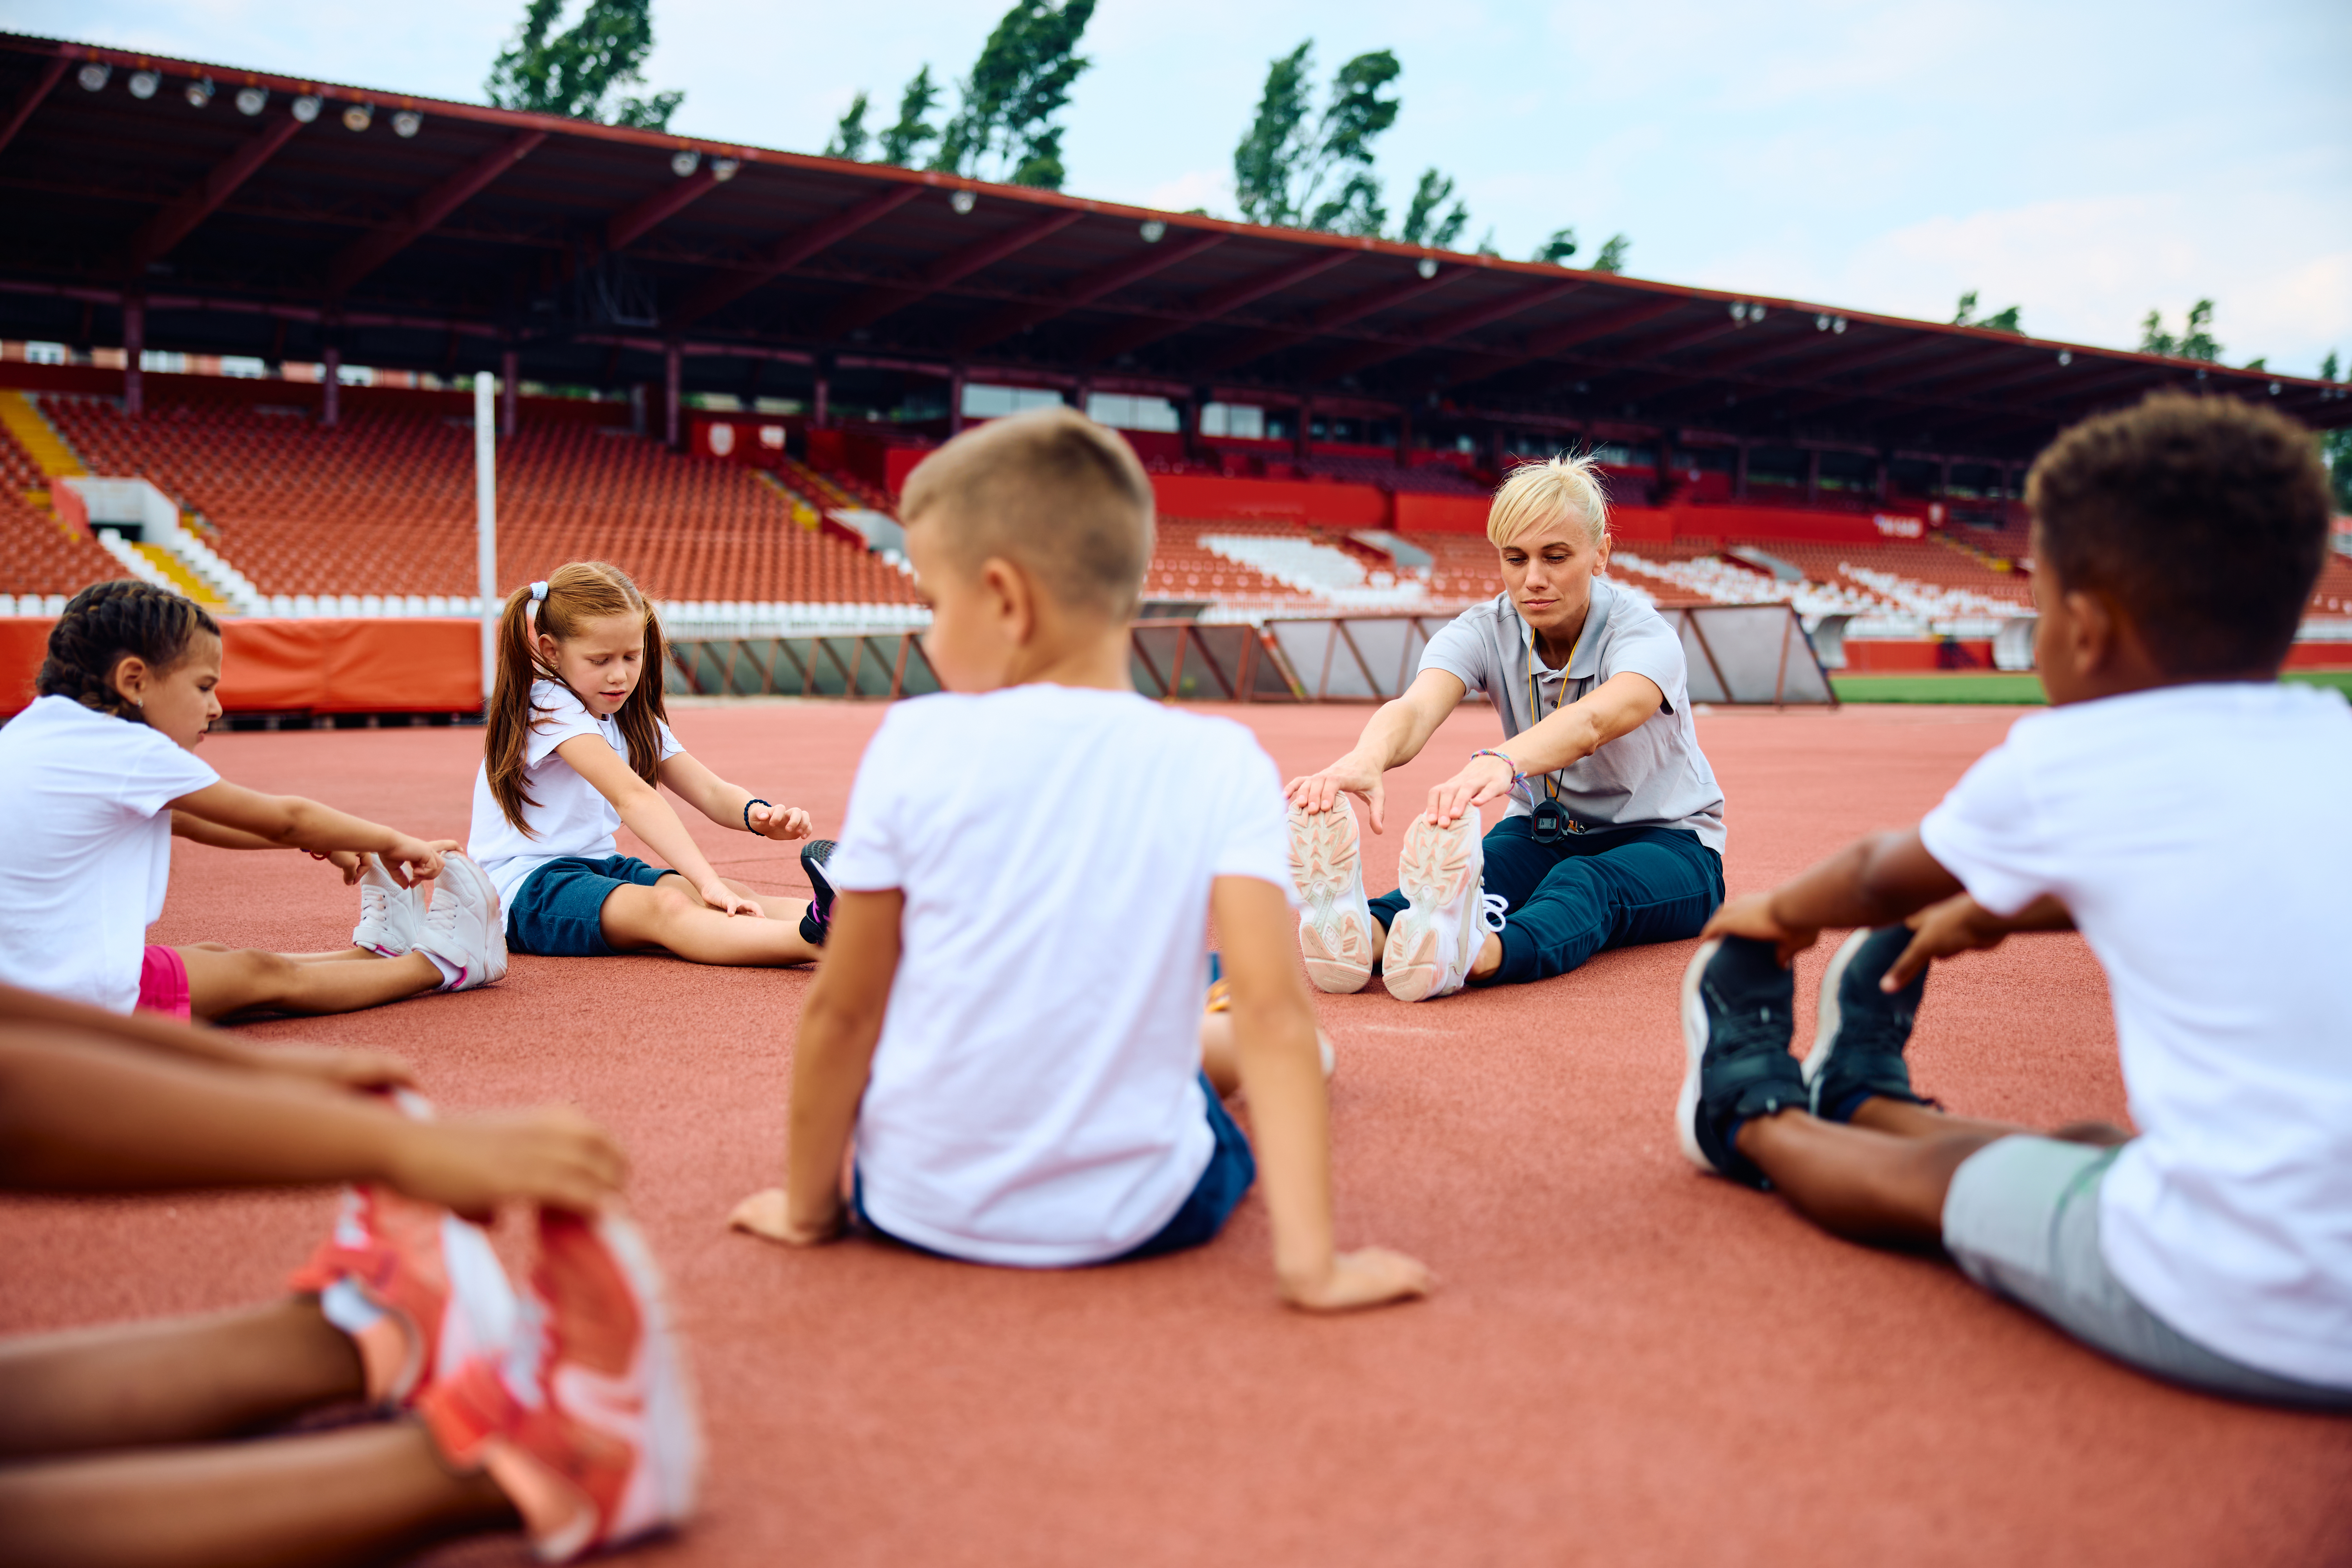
[730,408,1428,1309]
[1680,394,2350,1407]
[1287,454,1726,1000]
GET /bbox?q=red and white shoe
[421,1209,702,1563]
[1287,799,1376,994]
[289,1178,517,1409]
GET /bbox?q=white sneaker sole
[1802,928,1872,1103]
[1674,938,1723,1173]
[1287,802,1374,994]
[1382,812,1484,1002]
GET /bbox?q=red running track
[2,701,2345,1566]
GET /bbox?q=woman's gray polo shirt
[1418,579,1727,853]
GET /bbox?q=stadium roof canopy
[4,31,2345,464]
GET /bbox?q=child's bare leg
[179,948,441,1022]
[0,1299,360,1457]
[1850,1097,2034,1142]
[180,943,373,964]
[1737,1110,2005,1247]
[0,1420,515,1568]
[597,879,820,965]
[717,876,811,924]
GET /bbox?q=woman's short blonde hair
[1487,453,1610,547]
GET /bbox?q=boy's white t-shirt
[826,684,1298,1267]
[0,696,220,1012]
[1919,682,2352,1387]
[466,680,682,907]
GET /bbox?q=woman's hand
[698,879,761,917]
[728,1186,844,1247]
[1422,752,1517,827]
[748,802,813,841]
[1699,892,1819,967]
[1280,1246,1436,1312]
[1284,752,1388,832]
[379,836,446,887]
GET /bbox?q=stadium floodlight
[711,157,740,181]
[2269,381,2282,396]
[671,150,700,177]
[184,77,214,108]
[76,63,111,93]
[1815,313,1831,331]
[1749,304,1766,323]
[1140,220,1166,243]
[128,69,160,100]
[342,102,372,132]
[2056,350,2072,366]
[950,189,977,214]
[1728,301,1746,322]
[1416,256,1438,279]
[290,94,322,123]
[392,109,423,138]
[235,85,268,116]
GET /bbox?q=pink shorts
[136,944,191,1021]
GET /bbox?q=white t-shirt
[826,684,1297,1267]
[1920,682,2352,1386]
[467,680,682,907]
[0,696,220,1012]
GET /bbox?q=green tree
[1399,168,1469,249]
[1532,226,1577,265]
[933,0,1096,189]
[1232,42,1402,234]
[2322,352,2352,512]
[1954,289,2022,333]
[878,65,943,167]
[2141,299,2221,361]
[1590,234,1630,274]
[486,0,682,128]
[824,92,871,160]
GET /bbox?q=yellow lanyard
[1523,624,1584,804]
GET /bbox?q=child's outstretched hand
[1281,1246,1436,1313]
[748,802,813,841]
[728,1186,843,1247]
[1700,892,1818,967]
[699,879,762,917]
[257,1042,419,1091]
[323,849,366,885]
[386,1105,629,1218]
[380,835,447,887]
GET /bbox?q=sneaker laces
[359,878,394,928]
[1478,891,1508,934]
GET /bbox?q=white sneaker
[1287,799,1375,994]
[415,851,508,991]
[352,856,422,956]
[1381,812,1499,1001]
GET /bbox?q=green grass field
[1829,669,2352,704]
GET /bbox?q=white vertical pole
[474,373,498,711]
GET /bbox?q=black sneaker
[1676,936,1807,1189]
[798,840,837,947]
[1802,926,1932,1122]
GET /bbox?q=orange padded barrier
[2,617,482,716]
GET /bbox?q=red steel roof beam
[1438,295,1687,388]
[0,52,66,159]
[823,207,1085,338]
[665,183,924,332]
[604,166,720,252]
[956,229,1227,354]
[325,129,547,298]
[1087,249,1359,363]
[1309,278,1585,383]
[1193,267,1469,374]
[120,113,308,278]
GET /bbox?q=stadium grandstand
[2,29,2347,708]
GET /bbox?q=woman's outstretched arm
[1283,668,1468,833]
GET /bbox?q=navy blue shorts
[855,1072,1257,1265]
[506,854,676,957]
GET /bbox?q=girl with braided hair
[466,561,827,965]
[0,580,506,1020]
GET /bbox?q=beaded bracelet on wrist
[1467,749,1533,805]
[743,797,773,833]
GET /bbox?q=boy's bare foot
[1281,1247,1436,1312]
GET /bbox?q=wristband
[743,797,772,833]
[1468,749,1532,805]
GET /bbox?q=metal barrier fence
[664,620,1301,702]
[666,603,1834,707]
[1261,603,1835,705]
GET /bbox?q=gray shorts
[1942,1136,2352,1411]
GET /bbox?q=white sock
[419,949,463,989]
[319,1275,388,1336]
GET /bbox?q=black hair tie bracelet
[743,797,773,834]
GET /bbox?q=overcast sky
[18,0,2350,376]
